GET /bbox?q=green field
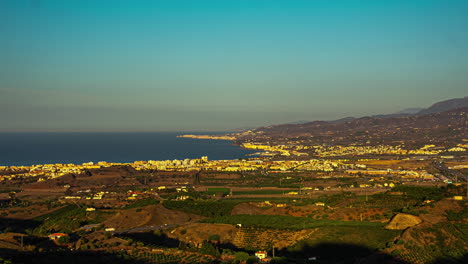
[162,200,240,217]
[32,204,112,235]
[123,198,159,209]
[232,189,297,195]
[203,188,230,195]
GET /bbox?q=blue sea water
[0,132,256,166]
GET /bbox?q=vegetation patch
[289,225,400,253]
[203,187,230,195]
[201,214,385,230]
[232,189,296,195]
[123,198,159,209]
[163,200,240,217]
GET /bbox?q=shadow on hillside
[0,217,42,233]
[1,236,466,264]
[13,234,62,250]
[117,231,180,248]
[275,242,408,264]
[274,242,466,264]
[0,248,147,264]
[431,255,468,264]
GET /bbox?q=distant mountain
[237,97,468,146]
[328,116,356,124]
[344,97,466,120]
[416,97,468,115]
[370,97,467,119]
[280,97,466,127]
[395,108,424,114]
[287,120,312,125]
[231,126,257,132]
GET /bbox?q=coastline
[0,132,256,166]
[178,134,279,157]
[177,134,236,140]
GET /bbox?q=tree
[208,234,220,242]
[234,252,249,261]
[199,241,220,257]
[57,236,70,244]
[246,256,259,264]
[64,188,73,196]
[0,256,12,264]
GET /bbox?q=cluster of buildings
[0,139,465,183]
[346,169,435,180]
[241,142,308,157]
[240,141,466,158]
[0,154,452,183]
[0,162,102,181]
[132,158,342,172]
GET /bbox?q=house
[255,251,267,259]
[48,233,68,240]
[64,196,81,200]
[128,191,143,197]
[176,195,189,201]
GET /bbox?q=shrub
[57,236,70,244]
[199,241,220,257]
[246,256,259,264]
[163,200,239,217]
[208,234,220,241]
[234,252,250,261]
[124,198,159,209]
[104,232,112,239]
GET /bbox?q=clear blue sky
[1,0,467,131]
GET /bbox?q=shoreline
[179,134,279,157]
[177,134,236,140]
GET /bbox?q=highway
[432,161,467,182]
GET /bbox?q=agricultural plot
[162,200,240,217]
[201,214,385,230]
[134,250,219,264]
[232,189,297,195]
[203,188,230,195]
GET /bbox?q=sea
[0,132,257,166]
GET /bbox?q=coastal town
[0,106,467,264]
[1,141,466,183]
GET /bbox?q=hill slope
[237,107,467,146]
[417,97,468,115]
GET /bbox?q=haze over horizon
[1,0,467,132]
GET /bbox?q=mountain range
[286,96,468,125]
[237,96,468,146]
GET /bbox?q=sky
[1,0,467,132]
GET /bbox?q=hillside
[103,204,204,229]
[417,97,468,115]
[236,107,467,146]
